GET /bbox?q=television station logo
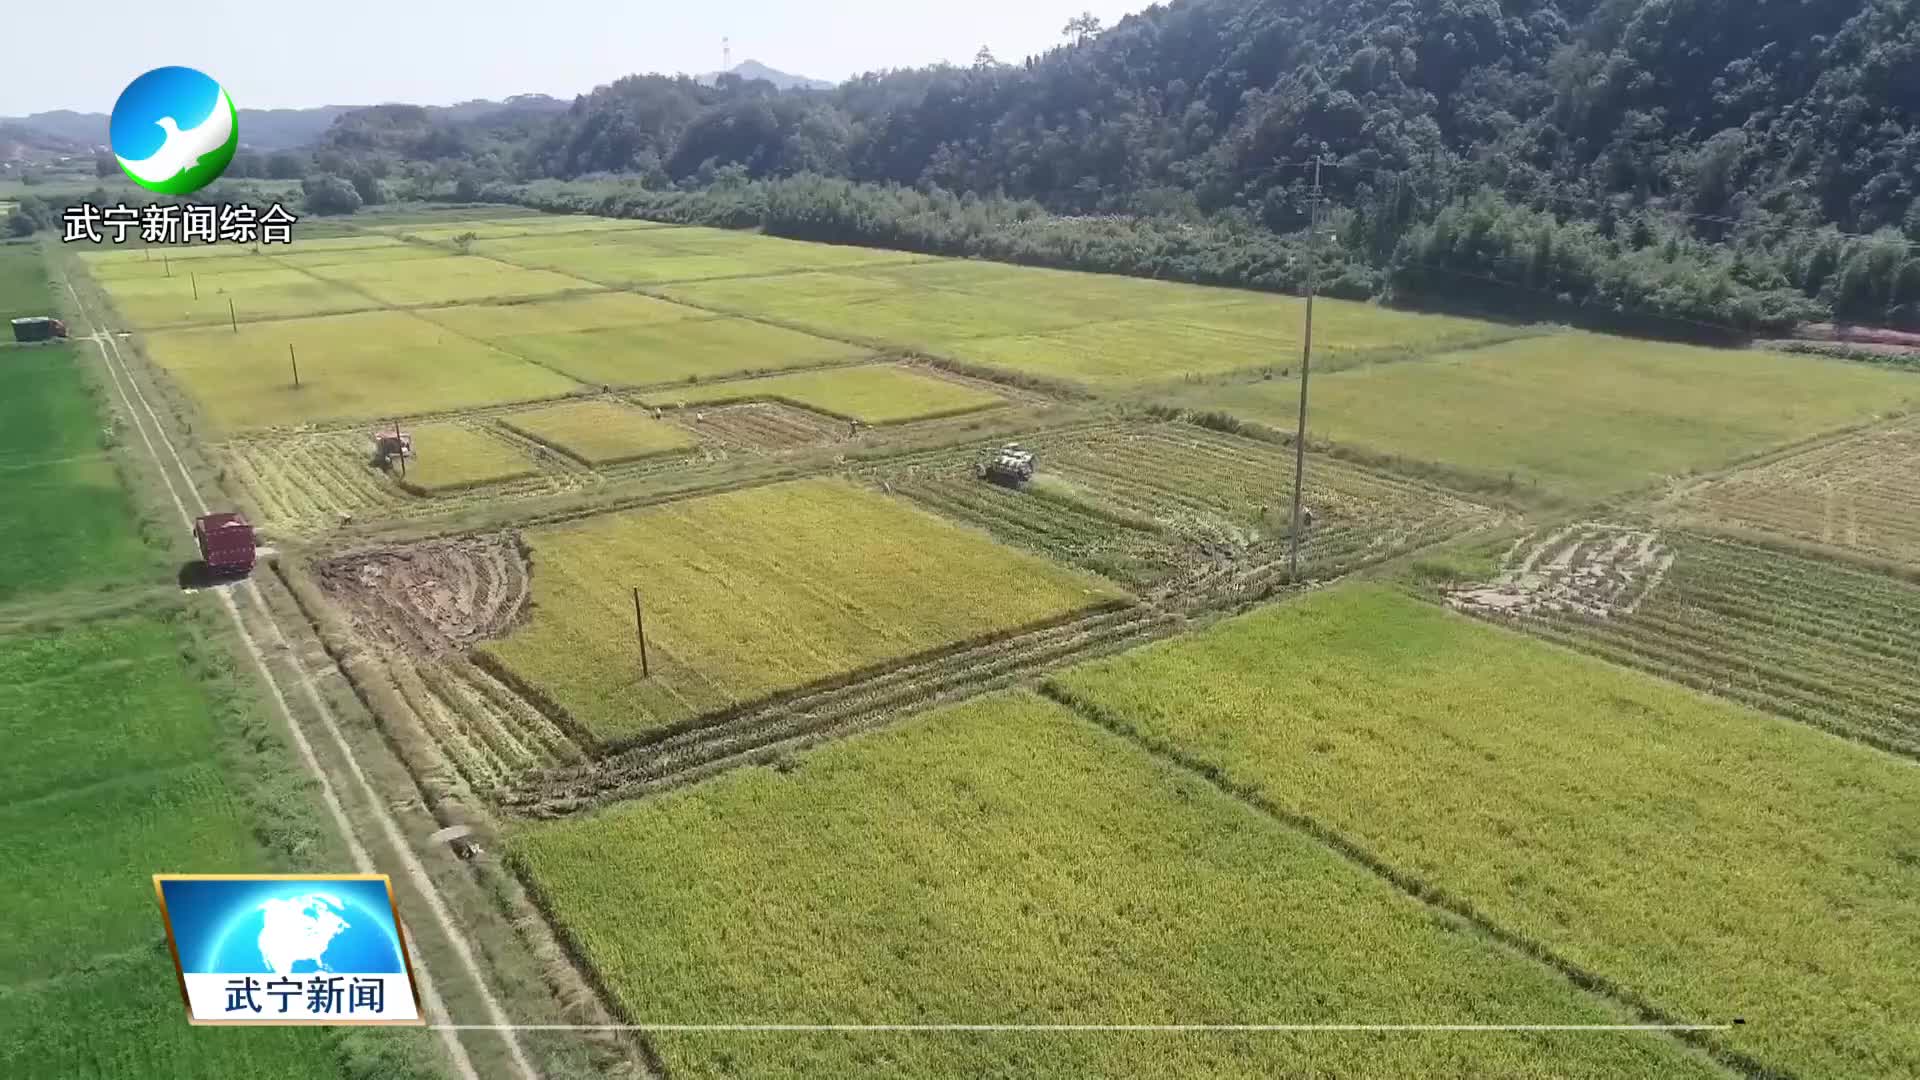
[111,66,238,195]
[65,67,297,246]
[153,875,423,1025]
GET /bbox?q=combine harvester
[978,444,1036,487]
[371,425,414,473]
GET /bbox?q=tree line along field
[512,690,1724,1080]
[479,478,1126,744]
[1043,585,1920,1080]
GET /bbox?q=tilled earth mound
[317,533,532,656]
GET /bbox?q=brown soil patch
[317,533,532,656]
[1448,523,1672,619]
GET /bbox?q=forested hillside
[499,0,1919,330]
[13,0,1918,330]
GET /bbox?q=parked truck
[193,512,257,575]
[10,316,68,343]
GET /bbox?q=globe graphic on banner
[208,893,403,975]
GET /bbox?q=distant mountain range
[694,60,834,92]
[0,95,572,157]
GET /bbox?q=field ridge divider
[1036,680,1785,1080]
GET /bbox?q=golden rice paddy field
[58,211,1920,1080]
[480,478,1126,743]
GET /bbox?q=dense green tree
[327,0,1920,328]
[265,151,307,180]
[6,196,51,236]
[300,174,362,215]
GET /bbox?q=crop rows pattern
[1469,533,1920,758]
[382,653,589,794]
[1674,418,1920,566]
[220,402,850,537]
[876,422,1499,591]
[505,603,1177,814]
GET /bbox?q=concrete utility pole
[632,587,650,678]
[1287,158,1324,583]
[289,343,300,388]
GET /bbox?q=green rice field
[644,364,1006,424]
[0,615,341,1079]
[300,254,599,307]
[393,421,542,492]
[514,690,1720,1079]
[1170,333,1920,501]
[491,315,865,387]
[0,241,52,323]
[656,260,1511,387]
[1045,584,1920,1079]
[0,342,154,603]
[501,400,698,464]
[60,208,1920,1080]
[142,310,581,432]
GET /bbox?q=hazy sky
[6,0,1155,115]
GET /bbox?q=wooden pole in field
[191,273,198,300]
[632,587,650,679]
[163,250,170,277]
[1286,158,1323,583]
[228,298,237,333]
[289,344,300,388]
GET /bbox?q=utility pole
[228,298,237,333]
[632,587,650,678]
[289,343,300,388]
[191,273,198,300]
[1286,158,1324,583]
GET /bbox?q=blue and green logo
[110,67,238,195]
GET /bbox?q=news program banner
[153,875,423,1025]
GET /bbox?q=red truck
[193,512,257,575]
